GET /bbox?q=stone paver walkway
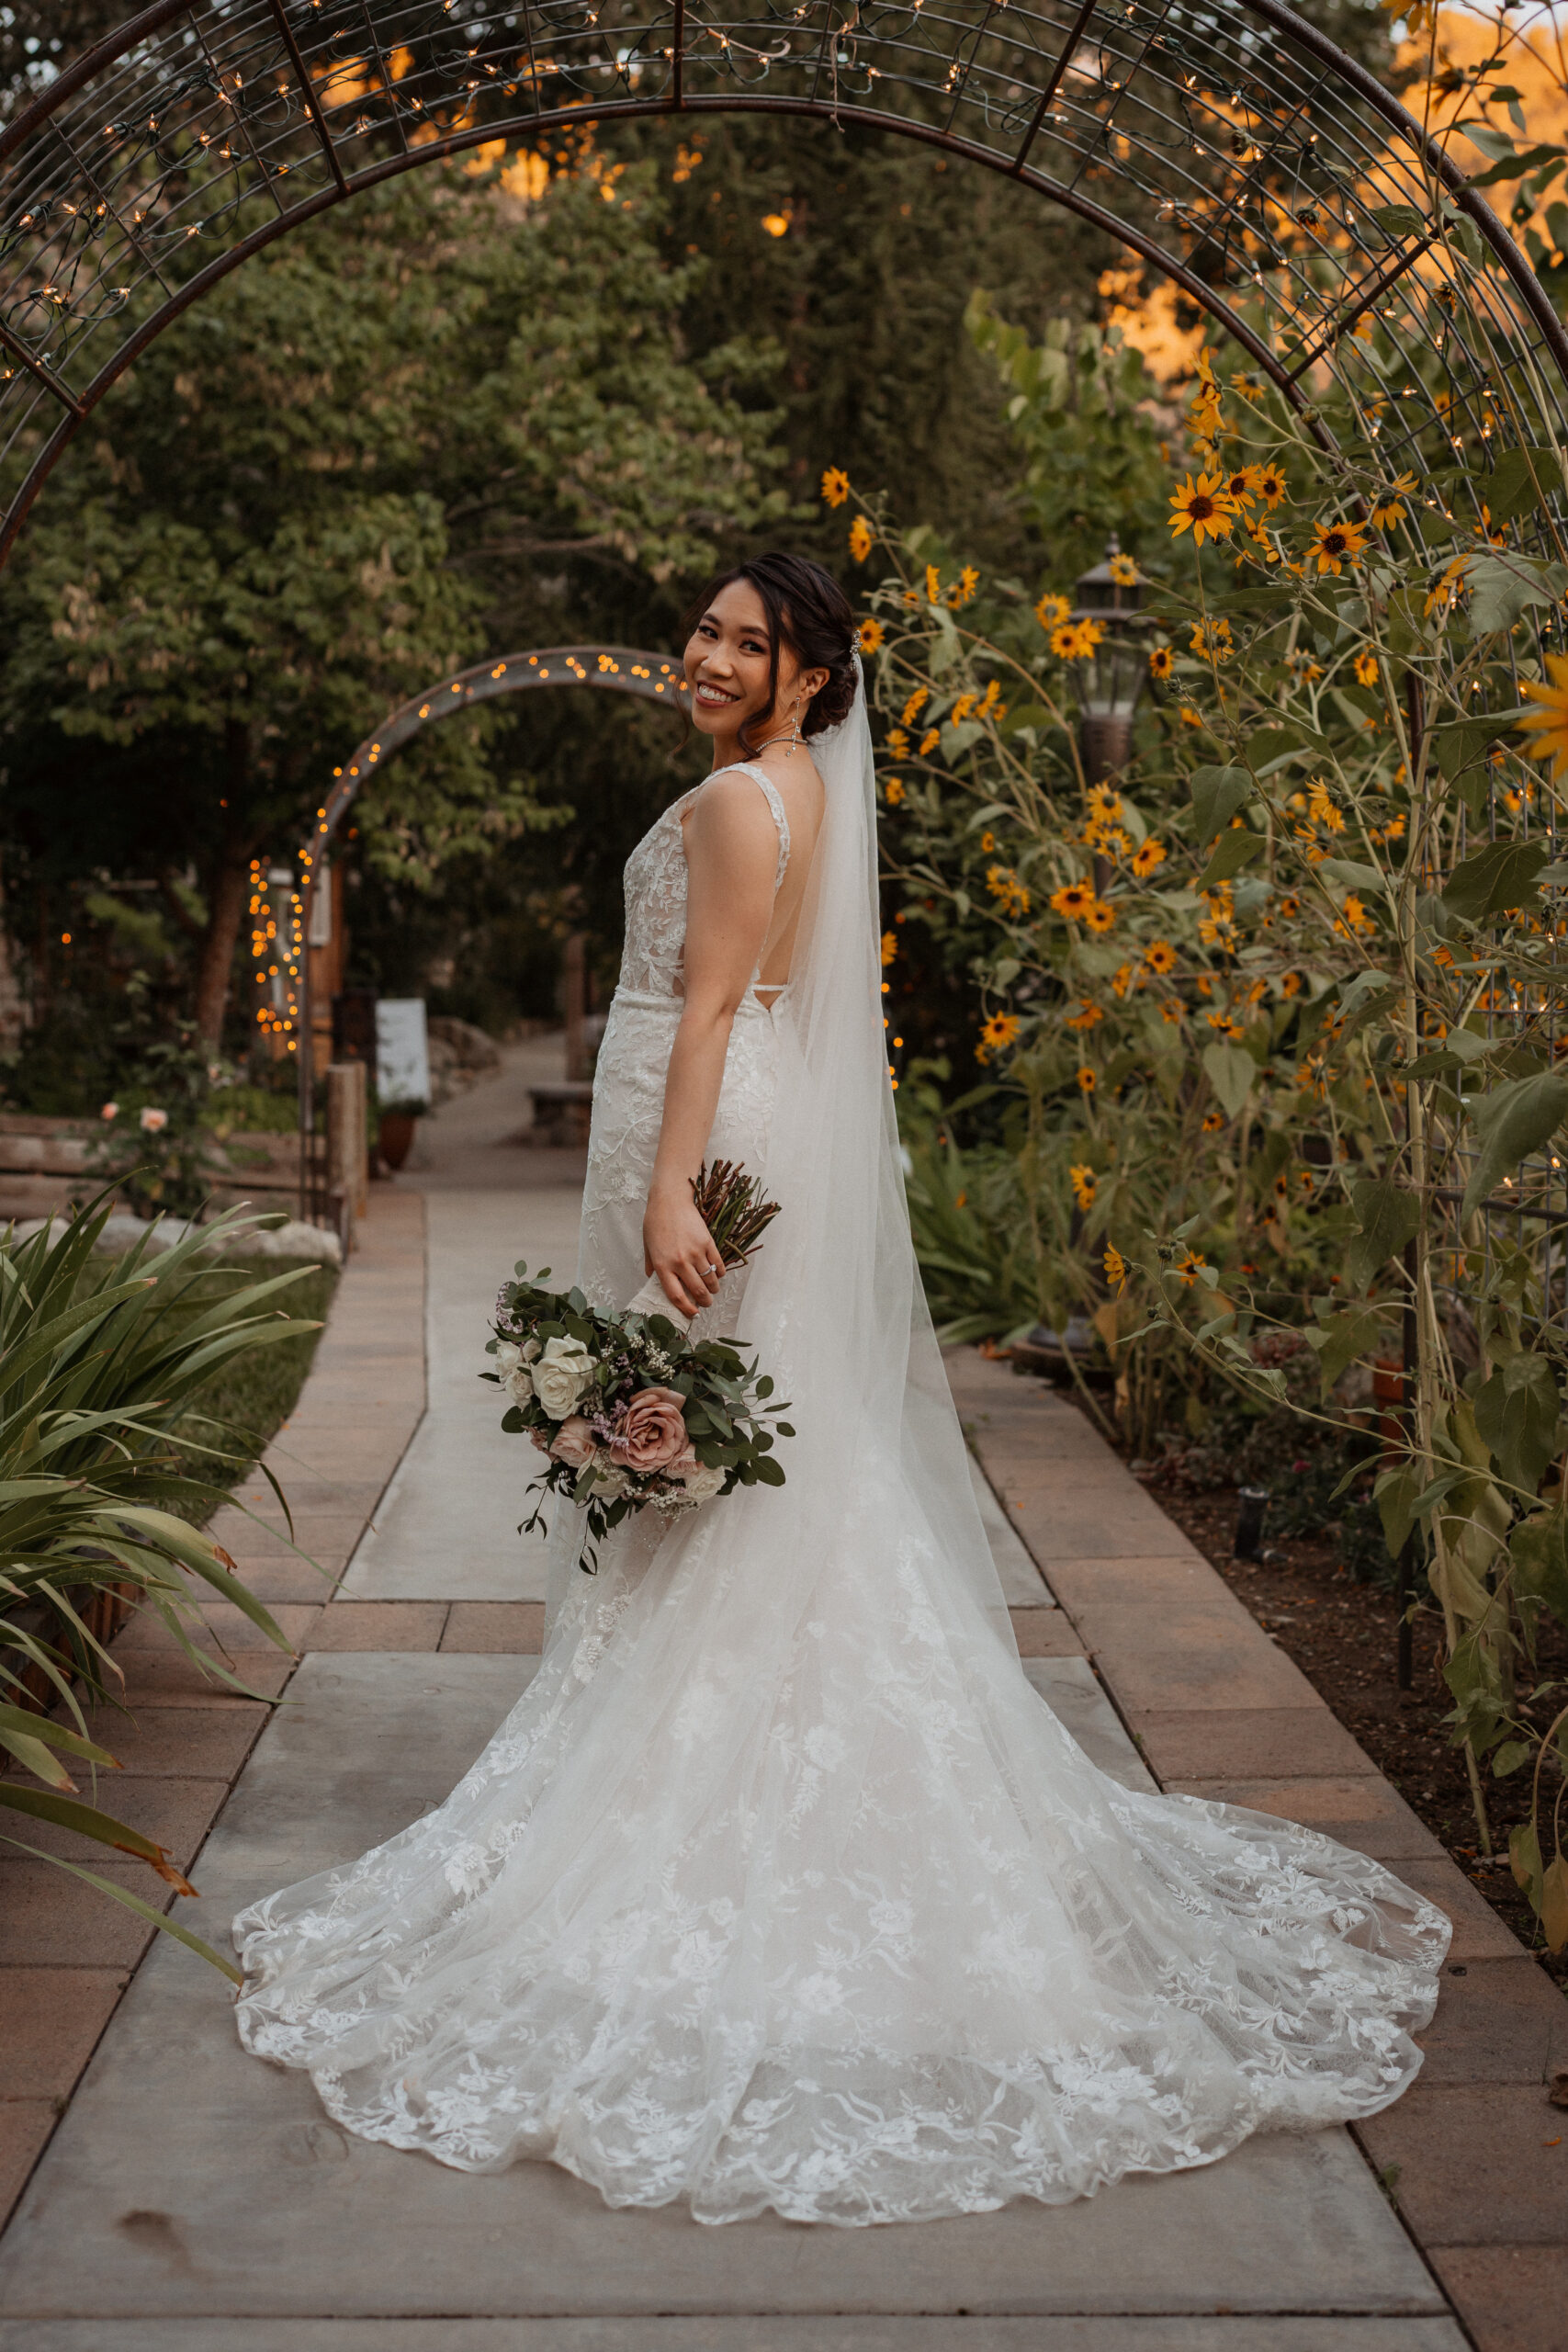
[5,1077,1559,2347]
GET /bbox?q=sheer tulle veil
[544,659,1014,1651]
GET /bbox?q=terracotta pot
[378,1111,418,1171]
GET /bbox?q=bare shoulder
[682,766,785,884]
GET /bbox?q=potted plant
[376,1098,426,1172]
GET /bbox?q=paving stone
[0,2104,54,2233]
[993,1494,1187,1565]
[1130,1706,1373,1782]
[0,1864,166,1971]
[1355,2084,1568,2245]
[1064,1612,1320,1714]
[13,1775,228,1872]
[1424,2245,1568,2352]
[305,1603,448,1652]
[1010,1610,1087,1658]
[1164,1776,1441,1864]
[1389,1860,1535,1962]
[1022,1659,1155,1792]
[965,1453,1055,1603]
[236,1554,346,1606]
[113,1650,297,1704]
[1407,1956,1567,2086]
[59,1703,267,1781]
[0,2322,1476,2352]
[0,1969,127,2099]
[0,1653,1444,2324]
[440,1601,547,1653]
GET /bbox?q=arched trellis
[3,0,1568,572]
[284,643,689,1216]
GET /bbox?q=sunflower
[1308,516,1370,575]
[886,727,909,761]
[924,563,943,605]
[849,514,874,563]
[900,685,929,726]
[1083,898,1117,935]
[1148,644,1174,682]
[1131,839,1168,878]
[1052,617,1104,661]
[1353,648,1379,688]
[1517,652,1568,781]
[1109,552,1139,586]
[1224,466,1265,510]
[880,930,897,967]
[1034,592,1071,631]
[1143,938,1177,974]
[1258,465,1289,510]
[1065,999,1105,1033]
[1168,472,1236,548]
[884,777,906,806]
[948,565,980,609]
[1050,881,1095,921]
[1370,471,1416,530]
[1178,706,1203,729]
[858,617,886,655]
[1201,1111,1225,1133]
[919,728,941,756]
[979,1011,1021,1052]
[1190,617,1235,662]
[1230,369,1266,405]
[820,467,851,508]
[1076,1067,1098,1093]
[986,864,1032,918]
[1068,1164,1098,1210]
[1103,1243,1128,1291]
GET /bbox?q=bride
[234,553,1448,2226]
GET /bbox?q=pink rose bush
[485,1256,793,1572]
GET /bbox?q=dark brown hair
[683,553,858,756]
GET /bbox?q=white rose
[533,1335,597,1419]
[679,1462,726,1504]
[503,1364,535,1405]
[522,1336,542,1363]
[493,1341,523,1378]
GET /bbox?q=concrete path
[11,1080,1540,2344]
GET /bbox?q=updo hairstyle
[687,552,858,757]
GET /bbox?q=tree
[0,159,784,1045]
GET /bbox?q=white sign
[375,998,431,1109]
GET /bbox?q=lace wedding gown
[234,732,1449,2227]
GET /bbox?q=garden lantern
[1071,536,1151,789]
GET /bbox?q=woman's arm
[642,777,781,1316]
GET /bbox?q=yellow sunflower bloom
[1143,939,1177,975]
[1190,617,1235,663]
[858,617,886,655]
[1517,651,1568,780]
[948,565,980,609]
[979,1012,1021,1052]
[1076,1067,1098,1093]
[1103,1243,1128,1291]
[1148,644,1174,681]
[1258,465,1289,510]
[1050,881,1095,921]
[1068,1164,1098,1210]
[1224,466,1265,510]
[1168,472,1236,548]
[1083,898,1117,935]
[880,930,897,967]
[1308,516,1370,575]
[884,777,906,806]
[820,467,850,508]
[900,686,929,726]
[849,514,874,563]
[1109,553,1139,586]
[1131,839,1168,877]
[1353,648,1379,688]
[1034,592,1071,631]
[924,563,942,605]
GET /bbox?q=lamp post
[1071,534,1151,791]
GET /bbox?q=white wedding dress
[234,688,1449,2226]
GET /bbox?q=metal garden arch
[5,0,1568,571]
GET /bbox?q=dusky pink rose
[607,1385,689,1473]
[548,1415,597,1468]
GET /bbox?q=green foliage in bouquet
[487,1261,792,1572]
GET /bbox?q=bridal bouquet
[486,1164,790,1569]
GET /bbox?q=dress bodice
[618,763,791,999]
